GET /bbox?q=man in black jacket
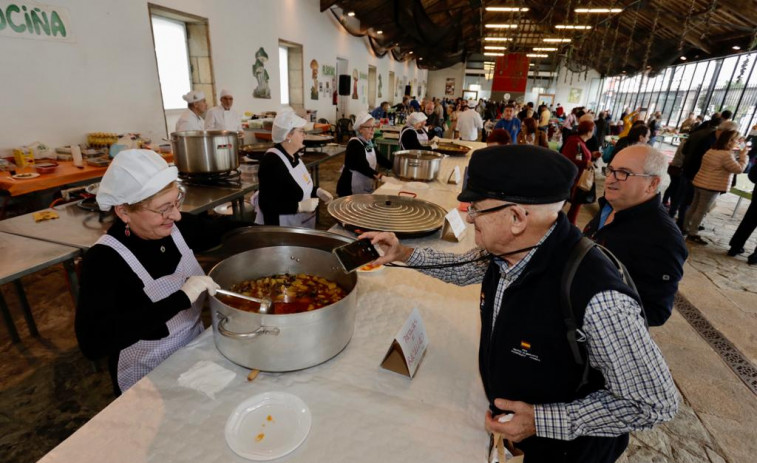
[584,145,688,326]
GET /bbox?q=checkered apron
[95,226,204,392]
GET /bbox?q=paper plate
[225,392,311,461]
[12,173,40,179]
[214,204,234,216]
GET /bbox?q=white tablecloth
[39,153,491,463]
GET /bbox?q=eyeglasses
[466,202,516,219]
[143,191,185,218]
[606,166,657,182]
[359,125,376,131]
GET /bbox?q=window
[279,46,289,105]
[151,15,192,110]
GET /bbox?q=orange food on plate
[256,433,265,442]
[359,263,382,272]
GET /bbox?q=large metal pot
[208,227,357,371]
[170,130,240,174]
[392,150,443,181]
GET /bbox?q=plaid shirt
[406,230,678,440]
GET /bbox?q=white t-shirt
[175,109,204,132]
[204,106,242,132]
[456,109,483,141]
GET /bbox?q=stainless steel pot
[392,150,443,181]
[208,227,357,371]
[170,130,240,174]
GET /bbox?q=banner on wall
[491,54,529,101]
[0,1,75,43]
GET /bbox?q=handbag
[576,167,595,192]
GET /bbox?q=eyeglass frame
[142,190,186,218]
[605,166,657,182]
[466,202,518,219]
[359,124,376,131]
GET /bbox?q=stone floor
[1,148,756,463]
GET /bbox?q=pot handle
[216,312,280,340]
[398,191,417,198]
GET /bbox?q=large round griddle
[328,194,447,237]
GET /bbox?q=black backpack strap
[560,237,595,366]
[592,244,648,328]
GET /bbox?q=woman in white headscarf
[76,149,243,395]
[254,110,333,228]
[399,112,432,150]
[175,90,207,132]
[336,112,392,196]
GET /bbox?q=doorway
[368,66,377,109]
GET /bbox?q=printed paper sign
[444,208,467,241]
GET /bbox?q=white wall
[427,62,465,100]
[545,64,602,112]
[0,0,426,155]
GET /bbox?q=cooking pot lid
[327,194,447,235]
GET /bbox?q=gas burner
[179,170,242,187]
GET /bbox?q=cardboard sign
[380,308,428,378]
[441,208,467,242]
[447,166,461,184]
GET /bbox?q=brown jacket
[692,148,748,192]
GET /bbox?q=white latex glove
[181,275,220,303]
[297,197,319,213]
[316,187,334,204]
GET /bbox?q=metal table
[0,231,79,343]
[181,181,257,220]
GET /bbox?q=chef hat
[407,112,427,126]
[96,149,178,211]
[220,89,233,98]
[272,110,307,143]
[354,112,375,129]
[182,90,206,103]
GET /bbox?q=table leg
[14,280,39,337]
[64,259,80,307]
[231,199,241,220]
[0,291,21,343]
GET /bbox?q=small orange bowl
[35,162,59,174]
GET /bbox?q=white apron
[95,226,205,392]
[399,127,429,150]
[349,137,378,195]
[253,147,315,228]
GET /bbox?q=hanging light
[533,47,558,51]
[377,30,383,35]
[484,37,513,41]
[526,54,549,58]
[347,11,355,17]
[543,38,572,42]
[485,24,519,29]
[733,45,741,50]
[555,25,592,30]
[575,8,622,13]
[485,46,507,50]
[485,7,529,12]
[484,52,505,56]
[680,56,687,61]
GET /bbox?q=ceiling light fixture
[347,11,355,17]
[533,47,557,51]
[408,51,413,54]
[575,8,622,13]
[377,30,383,35]
[526,54,549,58]
[484,52,505,56]
[485,7,529,12]
[680,56,687,61]
[543,38,572,42]
[555,25,592,30]
[485,24,519,29]
[485,46,507,50]
[484,37,513,41]
[733,45,741,50]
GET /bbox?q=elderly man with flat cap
[204,89,242,132]
[362,145,678,463]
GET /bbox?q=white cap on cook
[220,89,232,98]
[354,112,375,129]
[96,149,178,211]
[407,112,427,126]
[182,90,206,103]
[272,110,308,143]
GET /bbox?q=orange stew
[219,273,347,315]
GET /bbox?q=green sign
[0,1,74,42]
[322,65,335,76]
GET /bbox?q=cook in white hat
[175,90,208,132]
[79,149,223,394]
[399,111,431,150]
[253,110,333,228]
[204,88,242,132]
[336,112,392,196]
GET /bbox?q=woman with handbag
[561,120,597,224]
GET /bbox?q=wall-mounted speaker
[338,75,351,96]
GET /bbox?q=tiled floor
[1,150,756,463]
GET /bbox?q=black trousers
[729,185,757,258]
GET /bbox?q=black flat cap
[458,145,578,204]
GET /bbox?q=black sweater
[399,127,431,151]
[336,137,392,196]
[257,144,317,225]
[75,214,244,375]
